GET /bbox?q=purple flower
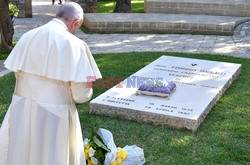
[138,80,176,94]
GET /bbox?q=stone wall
[144,0,250,17]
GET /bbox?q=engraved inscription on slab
[90,56,241,131]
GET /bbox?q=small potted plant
[9,3,19,23]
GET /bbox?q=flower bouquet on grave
[83,128,146,165]
[136,79,176,98]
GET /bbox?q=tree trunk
[0,0,14,50]
[113,0,131,13]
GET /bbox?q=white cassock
[0,18,102,165]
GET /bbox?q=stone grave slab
[90,56,241,131]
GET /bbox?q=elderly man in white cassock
[0,2,102,165]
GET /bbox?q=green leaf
[93,135,111,152]
[94,149,105,162]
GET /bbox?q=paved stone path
[0,1,250,75]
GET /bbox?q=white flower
[116,157,122,163]
[91,157,99,165]
[83,138,90,146]
[89,147,96,157]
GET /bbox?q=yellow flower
[117,157,123,165]
[110,160,118,165]
[111,147,128,165]
[87,159,94,165]
[111,158,123,165]
[84,145,90,160]
[116,147,128,161]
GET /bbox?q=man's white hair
[56,2,84,22]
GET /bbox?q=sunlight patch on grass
[131,1,144,4]
[170,136,194,147]
[103,2,115,7]
[98,0,144,13]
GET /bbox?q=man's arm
[70,82,93,103]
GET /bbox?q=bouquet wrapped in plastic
[84,128,146,165]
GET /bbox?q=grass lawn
[0,52,250,164]
[0,41,16,60]
[98,0,144,13]
[0,50,10,60]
